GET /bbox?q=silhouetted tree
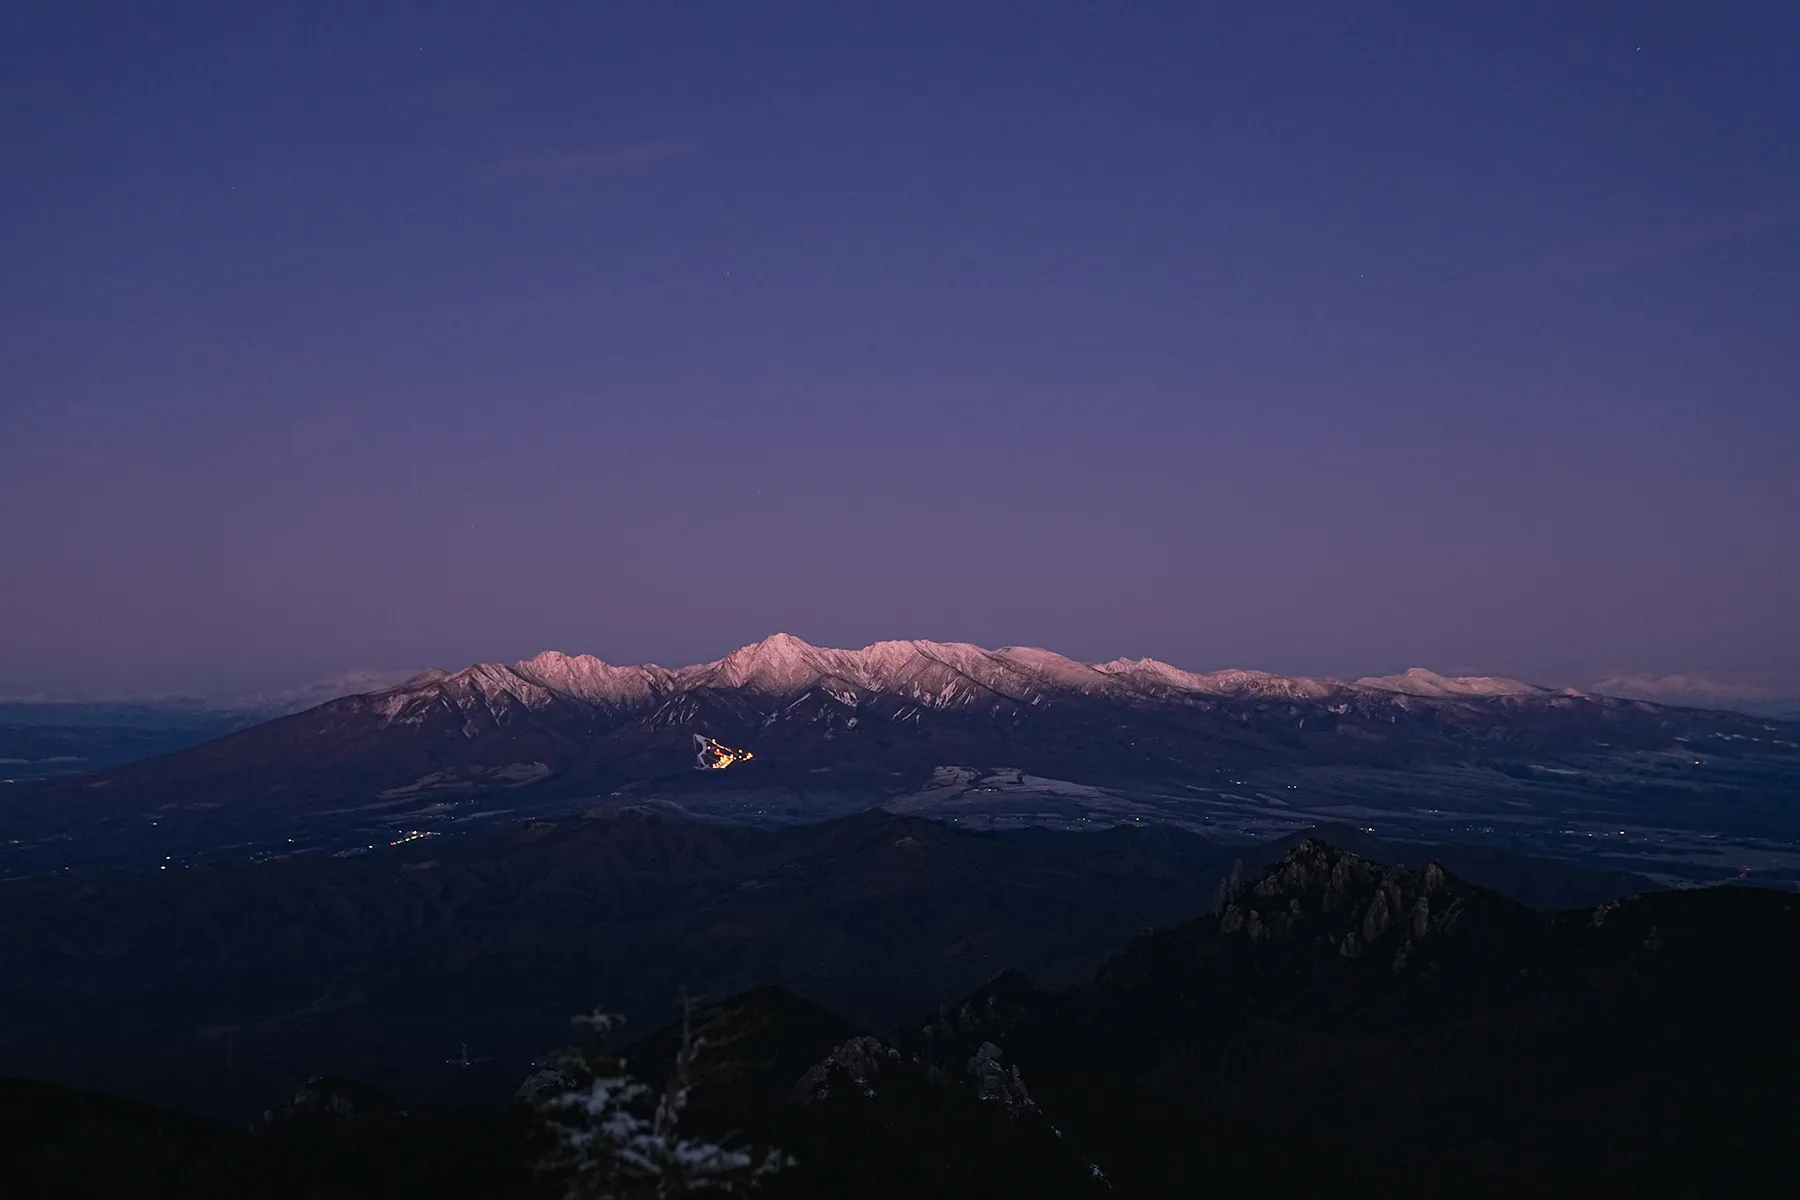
[535,998,789,1199]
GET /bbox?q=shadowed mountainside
[0,808,1666,1126]
[880,840,1800,1191]
[0,811,1225,1120]
[4,840,1792,1198]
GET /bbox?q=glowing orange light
[693,735,755,770]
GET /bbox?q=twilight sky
[3,2,1797,698]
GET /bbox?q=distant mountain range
[7,633,1799,885]
[0,672,418,781]
[17,631,1743,793]
[346,633,1575,712]
[13,648,1795,728]
[1585,671,1800,720]
[3,641,1796,1193]
[0,669,420,723]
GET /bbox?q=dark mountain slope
[893,841,1800,1187]
[0,1076,553,1200]
[6,841,1796,1197]
[0,806,1703,1127]
[0,811,1227,1120]
[1252,822,1667,909]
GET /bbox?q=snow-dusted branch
[535,997,790,1199]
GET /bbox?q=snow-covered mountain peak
[853,639,935,674]
[343,636,1569,723]
[1189,668,1342,699]
[1354,667,1547,699]
[453,661,549,697]
[838,639,1012,702]
[516,649,592,673]
[745,632,821,663]
[512,650,673,706]
[1094,656,1213,690]
[1092,659,1340,699]
[992,646,1126,693]
[872,639,995,676]
[691,633,846,693]
[366,660,558,723]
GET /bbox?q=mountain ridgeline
[780,838,1800,1195]
[28,633,1775,801]
[9,634,1798,885]
[5,835,1796,1198]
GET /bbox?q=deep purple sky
[3,2,1797,698]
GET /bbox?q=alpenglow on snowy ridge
[364,633,1561,727]
[8,632,1800,890]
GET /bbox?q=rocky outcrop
[791,1029,1043,1129]
[258,1075,403,1126]
[788,1036,901,1103]
[1209,839,1474,971]
[966,1042,1036,1119]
